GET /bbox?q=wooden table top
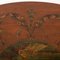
[0,2,60,60]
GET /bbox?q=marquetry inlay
[0,2,60,60]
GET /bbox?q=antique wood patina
[0,2,60,60]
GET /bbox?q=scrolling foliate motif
[0,9,60,60]
[0,39,58,60]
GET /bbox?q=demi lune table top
[0,2,60,60]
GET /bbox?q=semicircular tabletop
[0,2,60,60]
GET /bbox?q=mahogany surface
[0,2,60,60]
